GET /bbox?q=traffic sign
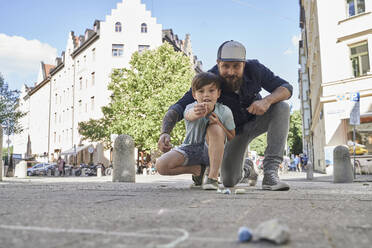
[349,92,360,125]
[88,146,94,154]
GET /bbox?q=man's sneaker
[202,178,219,190]
[240,158,258,186]
[191,164,207,188]
[262,170,290,191]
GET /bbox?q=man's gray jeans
[221,101,290,187]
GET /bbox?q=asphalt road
[0,173,371,248]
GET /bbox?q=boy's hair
[191,72,222,92]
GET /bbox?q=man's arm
[158,109,181,152]
[158,89,195,152]
[247,86,291,115]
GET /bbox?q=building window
[86,79,88,88]
[53,132,56,143]
[91,96,95,111]
[79,77,83,90]
[54,113,57,124]
[77,60,79,71]
[85,103,88,113]
[91,72,95,86]
[79,100,82,113]
[346,0,365,17]
[350,42,370,77]
[92,48,96,61]
[55,94,58,105]
[141,23,147,33]
[115,22,122,32]
[138,45,150,53]
[112,44,124,57]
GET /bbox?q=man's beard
[224,76,243,92]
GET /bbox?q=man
[158,40,292,191]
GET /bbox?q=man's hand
[158,133,172,152]
[247,98,271,115]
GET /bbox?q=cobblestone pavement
[0,172,371,248]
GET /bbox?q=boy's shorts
[173,143,210,166]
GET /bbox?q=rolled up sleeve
[254,60,293,98]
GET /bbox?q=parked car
[27,163,56,176]
[348,143,368,155]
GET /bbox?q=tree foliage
[250,133,267,156]
[78,43,194,151]
[0,74,25,135]
[288,110,303,155]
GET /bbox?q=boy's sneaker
[190,164,206,188]
[262,170,290,191]
[240,159,258,186]
[202,178,219,190]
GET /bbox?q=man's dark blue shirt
[169,59,293,133]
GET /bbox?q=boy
[155,72,235,190]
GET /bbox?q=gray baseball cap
[217,40,246,62]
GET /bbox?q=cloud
[0,33,57,86]
[284,34,300,56]
[284,49,293,55]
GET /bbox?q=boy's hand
[193,103,208,117]
[208,112,221,125]
[158,133,172,152]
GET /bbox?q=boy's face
[192,83,221,113]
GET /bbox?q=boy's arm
[208,113,236,141]
[185,103,208,121]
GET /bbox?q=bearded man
[157,40,293,191]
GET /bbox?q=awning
[61,144,91,156]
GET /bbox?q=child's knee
[206,124,225,142]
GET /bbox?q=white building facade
[13,0,199,166]
[299,0,372,172]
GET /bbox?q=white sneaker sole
[202,184,218,190]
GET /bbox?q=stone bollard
[0,126,2,181]
[14,161,28,178]
[333,145,353,183]
[97,166,102,177]
[306,161,313,180]
[112,134,135,182]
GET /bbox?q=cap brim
[218,58,246,62]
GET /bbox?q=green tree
[250,133,267,156]
[0,74,25,135]
[288,110,303,155]
[78,43,194,151]
[1,74,25,165]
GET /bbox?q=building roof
[43,63,55,78]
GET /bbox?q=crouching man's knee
[155,157,169,175]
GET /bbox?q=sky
[0,0,300,109]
